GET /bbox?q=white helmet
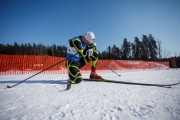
[84,32,95,43]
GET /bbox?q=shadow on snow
[0,80,67,85]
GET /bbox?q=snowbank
[0,69,180,120]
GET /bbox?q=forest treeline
[0,43,67,57]
[100,34,160,61]
[0,34,179,67]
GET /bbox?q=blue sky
[0,0,180,57]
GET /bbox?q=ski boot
[90,69,103,79]
[66,79,72,90]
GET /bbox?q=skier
[65,32,102,89]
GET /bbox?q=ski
[83,78,180,88]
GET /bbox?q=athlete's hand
[87,43,96,49]
[86,49,93,58]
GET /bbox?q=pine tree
[134,37,142,60]
[148,34,158,60]
[121,38,131,60]
[141,35,149,60]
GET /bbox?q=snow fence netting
[0,54,169,75]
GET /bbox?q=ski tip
[7,85,11,88]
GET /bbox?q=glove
[87,43,96,49]
[86,49,93,58]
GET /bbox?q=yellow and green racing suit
[65,36,99,83]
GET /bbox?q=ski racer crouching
[65,32,102,86]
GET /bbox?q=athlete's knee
[71,77,82,84]
[69,73,82,84]
[75,78,82,84]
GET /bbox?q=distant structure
[172,57,177,69]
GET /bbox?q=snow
[0,69,180,120]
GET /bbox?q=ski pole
[7,53,78,88]
[92,56,121,77]
[7,58,66,88]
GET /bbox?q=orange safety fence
[0,54,169,75]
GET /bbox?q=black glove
[84,43,96,56]
[86,43,96,49]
